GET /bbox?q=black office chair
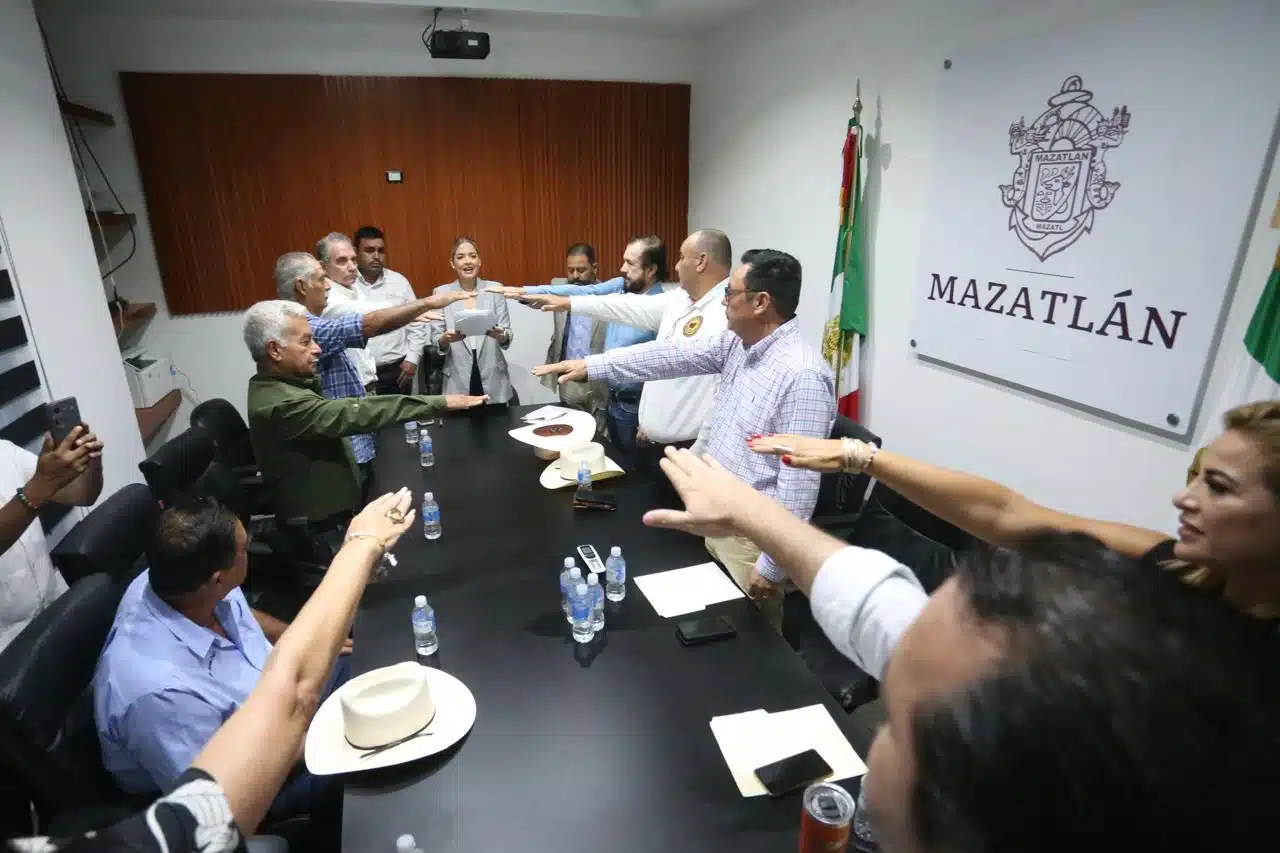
[190,398,256,471]
[0,574,150,834]
[138,427,216,507]
[50,484,160,586]
[811,415,882,533]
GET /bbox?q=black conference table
[343,405,864,853]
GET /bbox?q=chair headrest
[0,573,127,808]
[138,427,216,505]
[50,483,159,585]
[190,398,249,440]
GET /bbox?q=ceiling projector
[427,27,491,60]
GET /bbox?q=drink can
[799,782,855,853]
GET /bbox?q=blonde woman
[429,237,514,405]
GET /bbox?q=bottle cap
[610,546,621,557]
[588,573,599,584]
[396,835,416,853]
[424,492,434,502]
[563,557,575,568]
[569,567,581,579]
[414,595,427,607]
[575,583,588,595]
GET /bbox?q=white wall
[37,4,699,429]
[0,0,146,501]
[690,0,1280,535]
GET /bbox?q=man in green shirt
[244,299,486,531]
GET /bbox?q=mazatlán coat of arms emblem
[999,75,1130,261]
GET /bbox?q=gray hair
[273,251,319,301]
[243,300,308,362]
[314,232,353,264]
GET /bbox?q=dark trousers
[634,439,694,509]
[375,358,408,395]
[606,394,640,469]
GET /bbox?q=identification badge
[682,315,704,337]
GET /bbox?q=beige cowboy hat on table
[538,441,624,490]
[305,662,477,775]
[508,408,597,460]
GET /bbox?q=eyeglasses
[724,286,760,300]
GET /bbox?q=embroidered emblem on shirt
[682,315,703,337]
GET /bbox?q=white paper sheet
[521,405,575,423]
[708,704,867,798]
[633,562,745,618]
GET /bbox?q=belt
[610,388,642,404]
[636,436,695,450]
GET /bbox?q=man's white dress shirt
[356,269,427,368]
[809,546,929,680]
[322,279,377,387]
[570,278,729,444]
[0,440,67,652]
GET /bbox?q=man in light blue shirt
[94,498,346,820]
[498,235,667,464]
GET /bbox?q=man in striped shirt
[537,249,833,628]
[273,252,466,488]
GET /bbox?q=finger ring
[386,508,405,523]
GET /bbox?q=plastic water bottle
[559,558,577,615]
[571,582,594,643]
[564,567,582,623]
[396,835,424,853]
[411,595,438,655]
[404,420,418,444]
[577,460,592,491]
[422,492,442,540]
[587,572,605,631]
[418,428,435,468]
[605,546,626,601]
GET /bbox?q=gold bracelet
[343,533,386,555]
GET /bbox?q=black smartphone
[573,489,617,511]
[753,749,834,798]
[47,397,82,446]
[675,615,736,646]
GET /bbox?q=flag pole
[854,79,862,124]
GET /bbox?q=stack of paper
[633,562,745,618]
[521,405,575,423]
[709,704,867,797]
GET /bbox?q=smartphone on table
[753,749,834,798]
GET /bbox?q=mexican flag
[1202,243,1280,433]
[824,114,868,420]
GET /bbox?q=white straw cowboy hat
[508,408,597,456]
[305,662,477,775]
[538,442,624,490]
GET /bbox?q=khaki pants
[705,535,783,631]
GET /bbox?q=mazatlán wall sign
[910,0,1280,434]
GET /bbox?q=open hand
[347,488,415,551]
[486,286,526,298]
[444,394,489,410]
[423,290,473,309]
[518,293,570,313]
[642,448,761,538]
[415,310,443,323]
[531,359,588,385]
[748,435,865,473]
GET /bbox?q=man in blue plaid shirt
[273,252,468,487]
[537,249,834,628]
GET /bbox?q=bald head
[691,229,733,269]
[674,229,733,300]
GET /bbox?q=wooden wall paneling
[119,74,690,314]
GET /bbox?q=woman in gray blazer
[429,237,514,405]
